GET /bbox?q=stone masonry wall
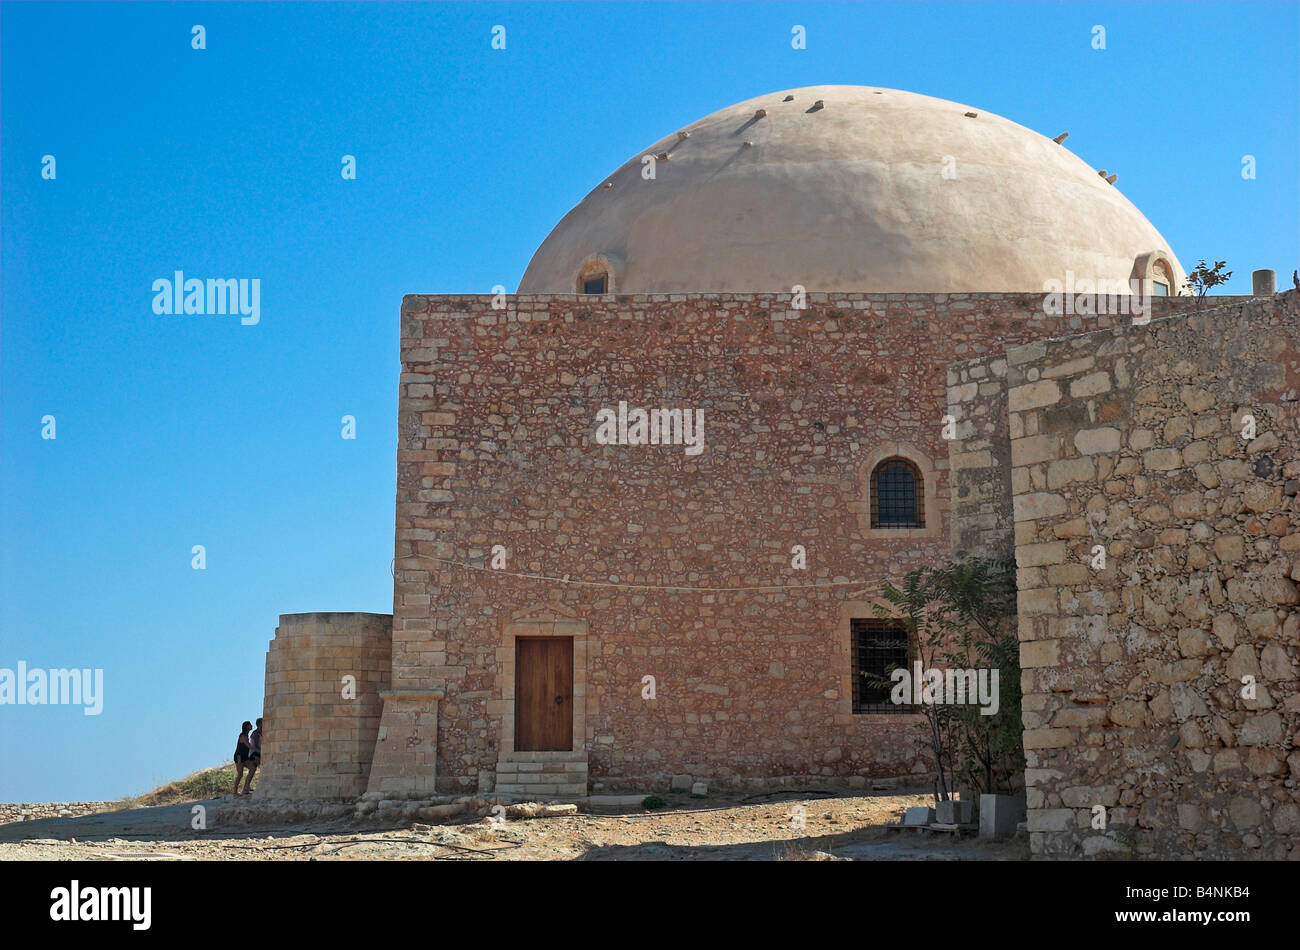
[947,353,1014,561]
[990,292,1300,859]
[384,291,1211,795]
[258,613,392,800]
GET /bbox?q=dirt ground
[0,789,1028,861]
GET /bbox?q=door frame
[497,606,588,756]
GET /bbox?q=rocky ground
[0,788,1027,861]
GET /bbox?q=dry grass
[112,764,241,810]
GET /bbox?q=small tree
[926,559,1023,797]
[1182,259,1232,310]
[871,570,956,802]
[872,558,1021,804]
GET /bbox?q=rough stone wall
[258,613,392,800]
[991,292,1299,859]
[387,291,1208,795]
[947,353,1014,561]
[0,802,115,824]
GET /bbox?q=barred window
[870,457,924,528]
[851,619,911,714]
[582,274,607,294]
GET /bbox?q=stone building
[257,85,1294,857]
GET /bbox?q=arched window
[1132,250,1179,298]
[576,256,614,295]
[1151,260,1171,297]
[870,457,924,528]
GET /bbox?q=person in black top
[241,717,263,794]
[233,721,253,795]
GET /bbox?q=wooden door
[515,637,573,751]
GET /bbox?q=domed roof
[518,85,1183,295]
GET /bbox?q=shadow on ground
[578,826,1026,861]
[0,800,397,845]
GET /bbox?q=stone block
[982,794,1028,837]
[1012,434,1063,467]
[1052,706,1109,728]
[416,803,465,822]
[1046,563,1090,585]
[902,806,935,826]
[1014,493,1067,522]
[1021,640,1060,668]
[1059,785,1118,807]
[1228,796,1263,831]
[1023,727,1075,749]
[1018,540,1068,566]
[1239,712,1282,746]
[1069,372,1111,397]
[1046,457,1096,489]
[1018,588,1059,616]
[1074,427,1121,455]
[1213,535,1245,563]
[1008,380,1062,411]
[936,799,974,824]
[1142,448,1182,471]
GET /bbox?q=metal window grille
[851,619,912,714]
[582,275,607,294]
[870,457,924,528]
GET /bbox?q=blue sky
[1,1,1296,802]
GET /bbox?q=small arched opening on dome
[1133,250,1181,298]
[870,457,925,529]
[576,254,618,295]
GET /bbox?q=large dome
[519,85,1184,295]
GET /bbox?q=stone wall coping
[278,611,394,624]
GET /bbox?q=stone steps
[495,757,588,798]
[494,783,588,798]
